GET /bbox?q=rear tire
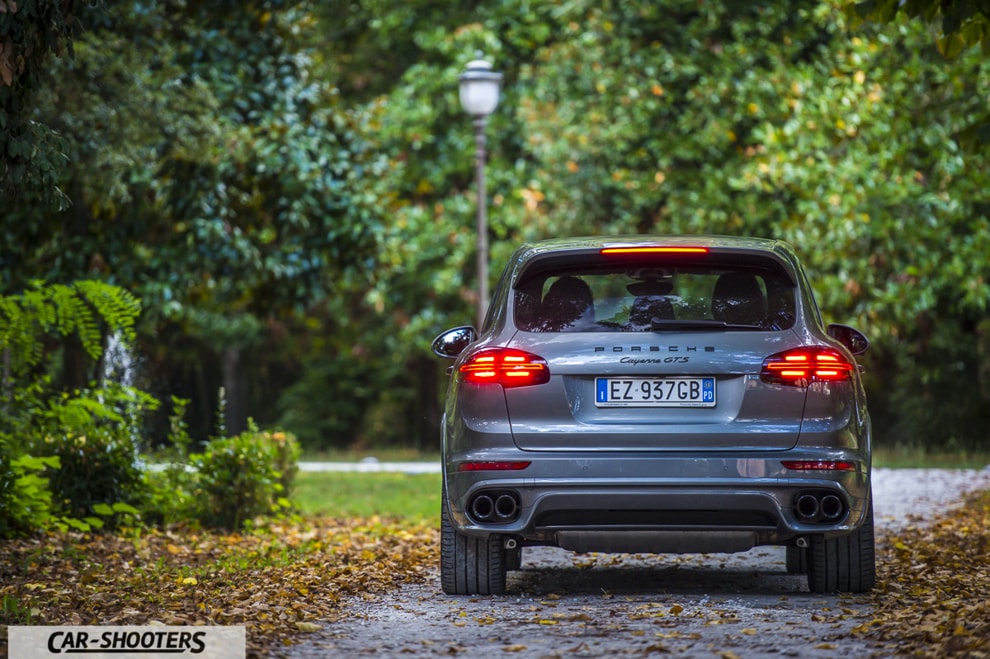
[807,494,876,593]
[440,494,507,595]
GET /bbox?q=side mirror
[827,323,869,356]
[432,326,478,358]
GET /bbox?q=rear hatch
[505,331,807,451]
[503,240,807,452]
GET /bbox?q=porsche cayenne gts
[432,236,874,596]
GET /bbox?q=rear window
[514,265,795,333]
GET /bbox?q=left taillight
[459,348,550,388]
[760,347,854,386]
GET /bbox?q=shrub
[28,383,158,530]
[142,396,196,526]
[1,280,150,535]
[187,425,300,530]
[0,435,59,538]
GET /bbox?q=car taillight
[459,348,550,388]
[760,348,854,386]
[782,460,857,471]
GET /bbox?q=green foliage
[0,0,93,207]
[846,0,990,56]
[0,279,155,534]
[186,424,300,531]
[26,383,159,530]
[0,436,60,538]
[6,0,393,444]
[0,280,140,380]
[141,397,197,526]
[844,0,990,147]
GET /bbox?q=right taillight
[459,348,551,388]
[760,347,854,386]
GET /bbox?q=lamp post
[459,55,502,330]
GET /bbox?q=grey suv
[432,236,874,595]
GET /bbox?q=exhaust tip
[470,494,495,522]
[820,494,844,521]
[495,494,519,520]
[796,494,820,521]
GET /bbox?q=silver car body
[434,236,874,594]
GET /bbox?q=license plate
[595,377,716,407]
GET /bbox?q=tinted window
[514,265,795,332]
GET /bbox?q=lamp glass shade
[459,60,502,117]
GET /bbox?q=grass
[291,471,441,522]
[873,447,990,469]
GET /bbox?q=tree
[0,0,87,208]
[844,0,990,146]
[846,0,990,56]
[8,1,390,441]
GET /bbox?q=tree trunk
[411,355,441,451]
[223,345,247,436]
[61,334,90,391]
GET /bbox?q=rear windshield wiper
[647,319,764,331]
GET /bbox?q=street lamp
[459,54,502,330]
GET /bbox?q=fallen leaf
[294,621,322,632]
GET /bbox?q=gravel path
[290,467,990,658]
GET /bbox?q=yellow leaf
[179,577,197,586]
[538,619,558,626]
[502,645,527,653]
[295,622,322,633]
[669,604,683,616]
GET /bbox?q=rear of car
[433,236,874,596]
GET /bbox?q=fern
[75,281,141,342]
[0,280,142,377]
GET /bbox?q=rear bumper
[444,451,870,552]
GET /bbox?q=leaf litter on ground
[0,516,438,657]
[1,490,989,658]
[860,489,990,657]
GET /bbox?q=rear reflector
[457,461,532,472]
[782,460,857,472]
[761,348,854,386]
[601,246,709,256]
[459,348,550,388]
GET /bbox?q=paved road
[290,467,990,658]
[298,460,440,474]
